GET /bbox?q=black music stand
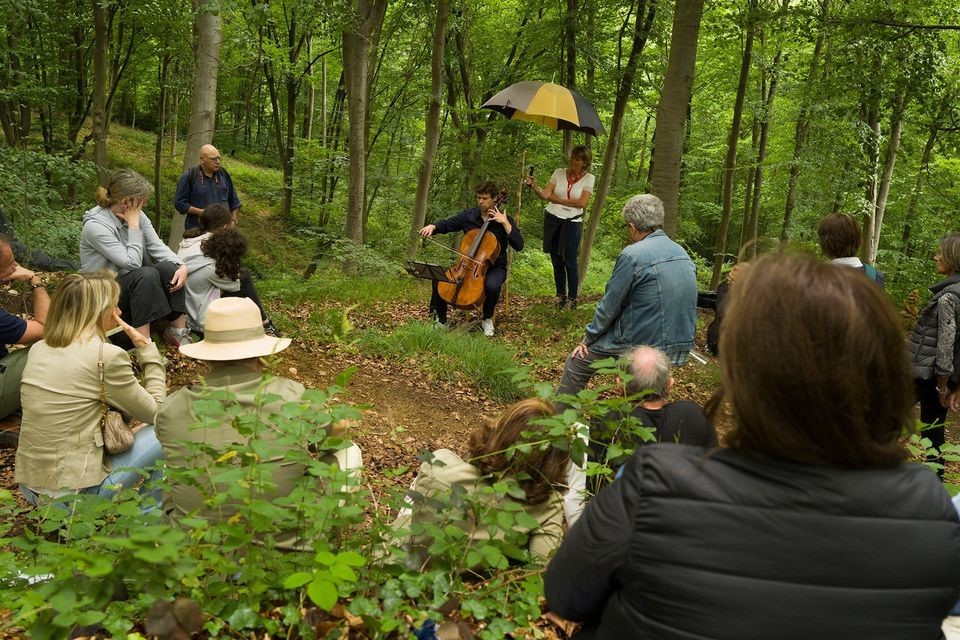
[405,261,454,284]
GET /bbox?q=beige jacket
[392,448,564,563]
[155,366,333,549]
[15,338,166,490]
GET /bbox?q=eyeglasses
[202,156,222,162]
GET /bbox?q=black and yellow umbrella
[481,81,605,136]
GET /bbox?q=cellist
[419,181,524,336]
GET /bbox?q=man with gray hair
[557,194,698,397]
[621,345,716,448]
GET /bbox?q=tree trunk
[649,0,705,238]
[860,104,881,258]
[709,2,755,289]
[169,0,222,249]
[153,53,171,230]
[868,91,906,262]
[91,0,109,185]
[303,38,315,140]
[901,107,943,256]
[407,0,450,258]
[342,0,387,243]
[779,16,825,246]
[577,0,657,285]
[738,115,759,255]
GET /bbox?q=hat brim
[179,335,292,361]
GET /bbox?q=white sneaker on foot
[481,318,495,336]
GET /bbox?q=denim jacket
[583,229,697,361]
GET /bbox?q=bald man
[173,144,241,231]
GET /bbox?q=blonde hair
[44,272,121,348]
[94,169,154,208]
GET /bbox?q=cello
[435,192,508,311]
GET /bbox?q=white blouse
[545,168,595,221]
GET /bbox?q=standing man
[817,212,885,287]
[174,144,241,232]
[0,237,48,428]
[556,194,697,397]
[419,181,524,336]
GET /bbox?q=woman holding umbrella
[525,146,594,309]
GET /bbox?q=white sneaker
[481,319,495,336]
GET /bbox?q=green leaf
[306,578,338,610]
[337,550,366,567]
[283,571,313,589]
[314,550,336,565]
[329,563,357,583]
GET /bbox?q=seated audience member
[178,204,278,336]
[180,227,244,335]
[545,253,960,638]
[16,272,165,504]
[564,345,718,525]
[705,262,745,356]
[80,168,192,347]
[0,236,49,430]
[155,297,360,549]
[391,398,567,568]
[817,212,885,287]
[556,194,697,398]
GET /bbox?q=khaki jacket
[155,366,329,549]
[15,339,166,490]
[392,448,564,563]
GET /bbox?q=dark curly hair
[468,398,568,505]
[201,228,247,280]
[184,204,234,239]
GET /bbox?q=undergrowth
[358,321,527,402]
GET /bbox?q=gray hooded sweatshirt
[80,205,181,275]
[176,235,240,332]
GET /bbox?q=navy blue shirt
[431,207,524,269]
[173,166,241,220]
[0,309,26,359]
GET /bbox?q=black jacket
[545,444,960,639]
[432,207,523,269]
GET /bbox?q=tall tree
[91,0,109,184]
[168,0,222,248]
[342,0,387,243]
[577,0,657,284]
[650,0,705,237]
[710,0,756,289]
[407,0,450,258]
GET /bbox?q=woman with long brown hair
[546,253,960,638]
[392,398,567,567]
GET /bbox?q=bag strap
[97,341,108,427]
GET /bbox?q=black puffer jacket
[545,444,960,640]
[907,273,960,380]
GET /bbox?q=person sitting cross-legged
[155,296,361,550]
[546,253,960,639]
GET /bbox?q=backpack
[861,263,886,289]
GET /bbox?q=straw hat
[179,297,291,361]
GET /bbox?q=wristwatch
[28,276,42,289]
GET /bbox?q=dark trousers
[544,213,582,299]
[184,214,201,231]
[915,377,948,453]
[430,265,507,322]
[221,269,267,321]
[117,262,187,327]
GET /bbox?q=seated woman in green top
[391,398,568,569]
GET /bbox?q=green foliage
[0,148,95,262]
[0,370,650,638]
[358,321,526,401]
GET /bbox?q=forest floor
[0,283,721,520]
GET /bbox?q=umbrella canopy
[481,81,605,136]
